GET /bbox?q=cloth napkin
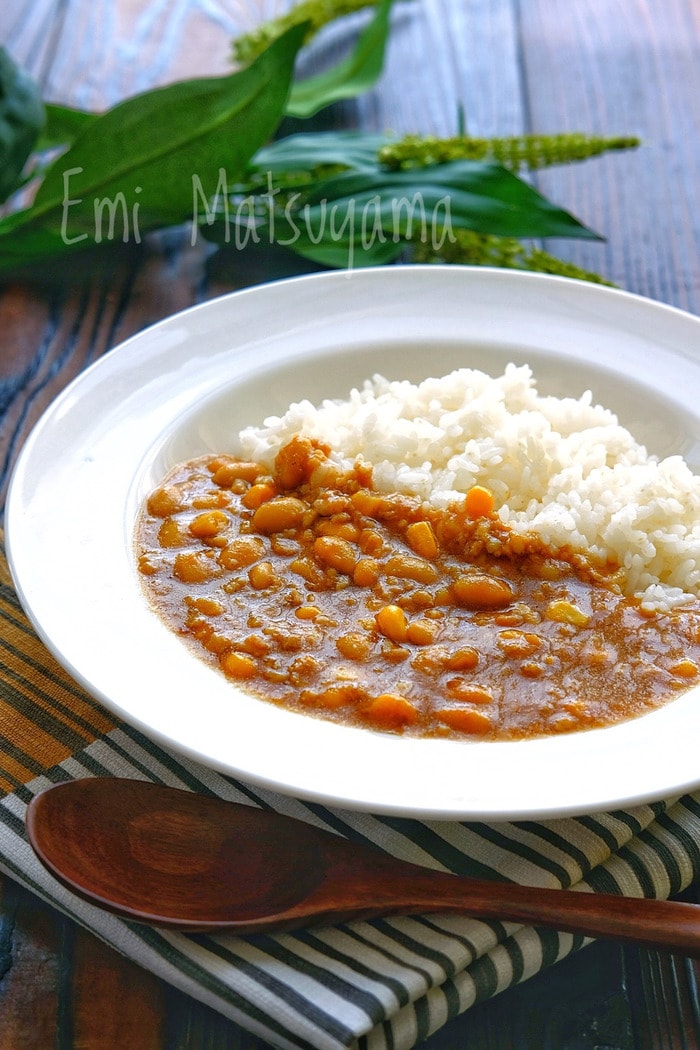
[1,535,699,1050]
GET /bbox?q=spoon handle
[397,872,700,956]
[267,852,700,957]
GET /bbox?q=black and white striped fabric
[2,724,700,1050]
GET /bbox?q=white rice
[238,363,700,611]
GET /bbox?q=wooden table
[2,1,700,1046]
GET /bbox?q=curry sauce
[136,437,700,739]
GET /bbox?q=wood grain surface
[1,1,700,1047]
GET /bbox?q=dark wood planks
[0,879,62,1048]
[518,0,700,310]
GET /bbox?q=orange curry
[136,436,700,739]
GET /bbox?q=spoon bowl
[26,779,700,954]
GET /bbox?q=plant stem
[380,132,640,173]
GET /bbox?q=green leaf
[252,130,391,174]
[207,152,600,271]
[286,0,394,118]
[284,228,403,266]
[0,207,76,264]
[37,103,97,150]
[0,47,45,204]
[302,161,603,240]
[243,205,404,267]
[0,24,306,269]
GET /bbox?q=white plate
[7,266,700,820]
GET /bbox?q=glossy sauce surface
[136,438,700,739]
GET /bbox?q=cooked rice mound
[238,364,700,610]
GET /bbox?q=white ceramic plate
[7,267,700,820]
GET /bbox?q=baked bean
[240,634,270,657]
[314,536,357,575]
[381,642,410,663]
[452,573,514,610]
[364,693,418,728]
[446,680,493,704]
[290,557,326,587]
[446,647,479,671]
[406,618,439,645]
[192,491,231,510]
[252,496,307,534]
[158,519,187,548]
[147,485,183,517]
[137,553,158,576]
[385,555,439,585]
[202,632,234,656]
[243,481,277,510]
[375,605,408,643]
[405,590,435,611]
[274,436,314,489]
[220,652,257,679]
[173,550,218,583]
[351,491,387,517]
[288,654,321,684]
[336,632,372,661]
[317,520,360,542]
[211,459,263,487]
[438,708,493,734]
[359,529,384,555]
[185,596,225,616]
[520,661,544,678]
[218,536,266,569]
[353,558,380,588]
[248,561,278,590]
[189,510,229,538]
[303,684,363,709]
[497,630,542,657]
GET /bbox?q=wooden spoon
[25,779,700,954]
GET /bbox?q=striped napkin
[1,534,699,1050]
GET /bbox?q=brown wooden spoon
[25,778,700,954]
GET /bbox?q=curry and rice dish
[135,365,700,740]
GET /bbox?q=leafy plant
[208,131,601,269]
[37,103,97,151]
[0,26,306,269]
[287,0,395,117]
[0,0,638,280]
[0,48,45,205]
